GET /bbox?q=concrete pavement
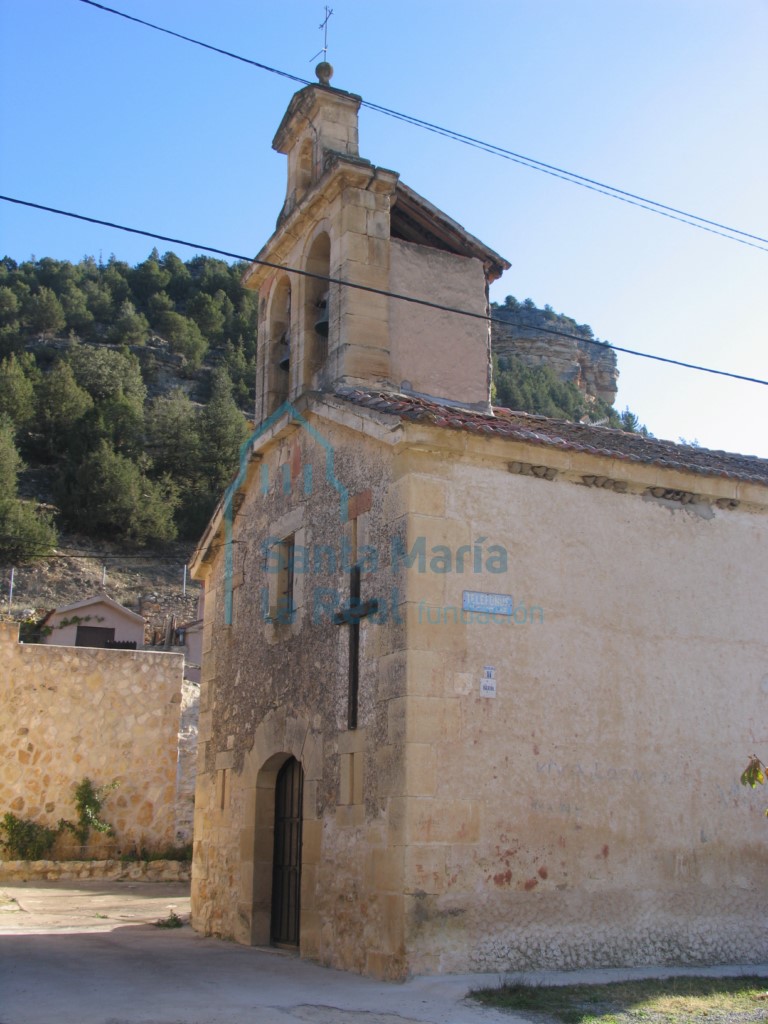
[1,882,766,1024]
[0,881,517,1024]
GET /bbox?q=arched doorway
[270,756,303,946]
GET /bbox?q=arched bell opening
[304,232,331,386]
[268,275,292,412]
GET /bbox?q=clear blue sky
[1,0,766,455]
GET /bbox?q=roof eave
[393,181,511,282]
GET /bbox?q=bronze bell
[277,332,290,372]
[314,291,329,337]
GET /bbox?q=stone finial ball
[316,61,334,86]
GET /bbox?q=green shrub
[1,777,118,860]
[62,777,117,845]
[0,812,61,860]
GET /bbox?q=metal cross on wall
[333,563,378,730]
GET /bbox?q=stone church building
[189,68,768,978]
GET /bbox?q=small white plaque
[480,665,497,698]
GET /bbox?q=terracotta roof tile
[334,386,768,487]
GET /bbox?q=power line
[75,0,768,253]
[361,102,768,250]
[2,193,767,389]
[77,0,308,86]
[363,104,768,253]
[0,547,191,562]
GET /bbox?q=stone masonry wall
[174,678,200,845]
[0,620,185,853]
[0,857,190,883]
[191,409,410,977]
[395,423,768,974]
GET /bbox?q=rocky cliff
[491,299,618,405]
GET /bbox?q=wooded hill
[0,251,253,562]
[0,251,645,566]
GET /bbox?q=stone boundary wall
[0,620,185,851]
[0,858,190,882]
[174,679,200,844]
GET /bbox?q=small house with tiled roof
[189,66,768,978]
[41,593,145,649]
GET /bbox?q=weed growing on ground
[153,909,183,929]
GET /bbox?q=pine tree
[146,389,201,480]
[0,421,57,564]
[22,286,66,336]
[57,439,177,544]
[109,300,150,345]
[200,368,249,493]
[0,354,37,430]
[33,360,93,460]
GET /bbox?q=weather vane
[310,5,334,63]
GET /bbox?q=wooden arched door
[270,757,303,946]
